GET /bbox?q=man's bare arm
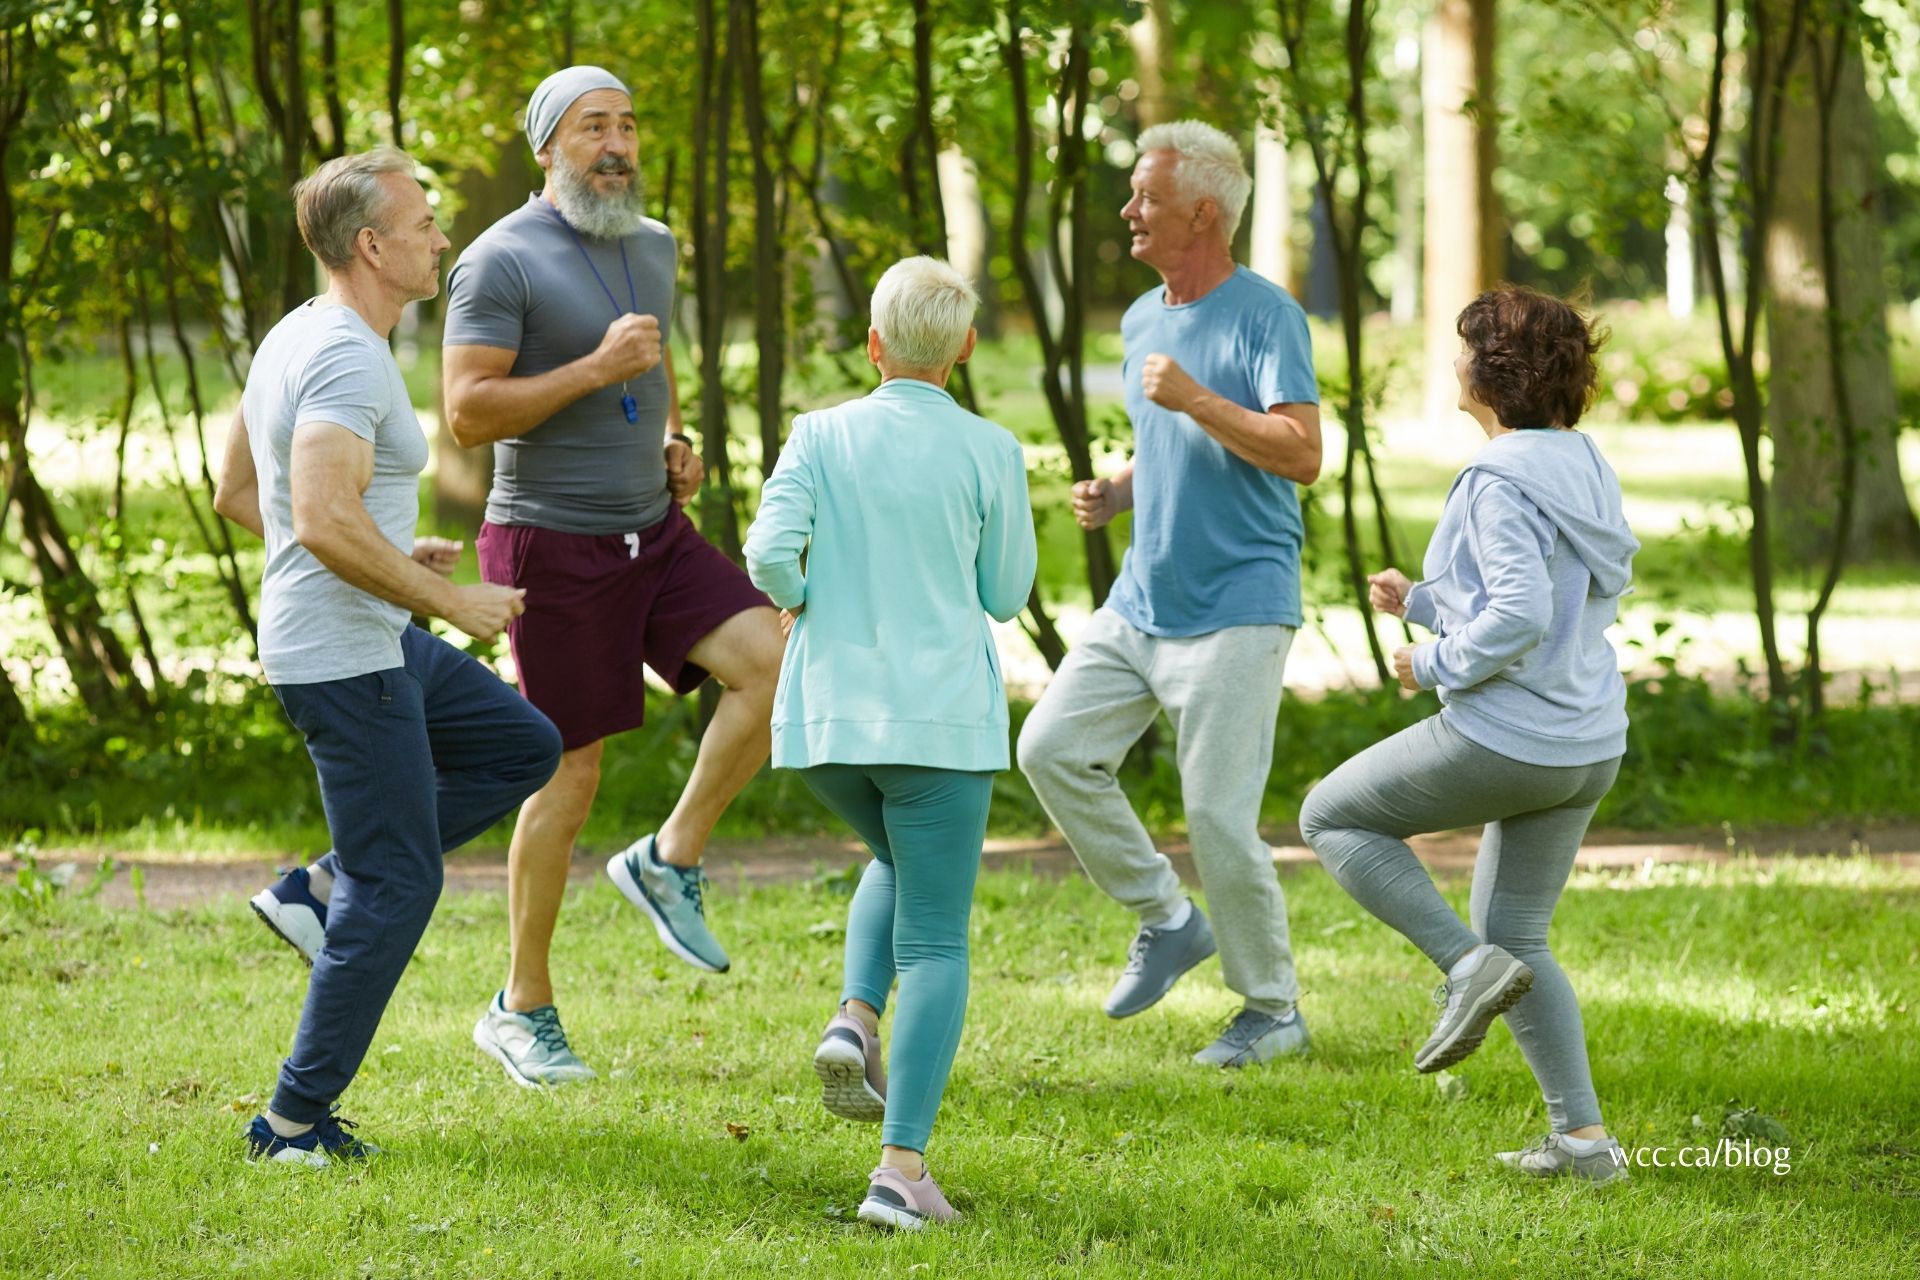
[1140,353,1322,484]
[1190,398,1321,484]
[289,423,524,639]
[443,311,662,448]
[212,403,266,539]
[665,346,685,436]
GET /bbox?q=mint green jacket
[743,378,1037,771]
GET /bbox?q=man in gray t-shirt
[438,66,783,1087]
[215,149,560,1163]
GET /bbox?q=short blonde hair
[293,147,416,271]
[1136,120,1252,241]
[870,256,978,372]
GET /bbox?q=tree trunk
[1764,34,1920,565]
[693,0,740,563]
[1249,117,1297,296]
[733,0,785,480]
[1001,7,1115,607]
[1421,0,1500,418]
[435,142,539,531]
[1126,0,1175,128]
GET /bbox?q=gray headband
[524,65,631,157]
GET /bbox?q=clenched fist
[1071,478,1124,530]
[1368,568,1412,617]
[1140,353,1205,415]
[446,582,526,643]
[593,313,662,384]
[1392,643,1421,692]
[411,536,463,578]
[665,437,703,506]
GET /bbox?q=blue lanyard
[544,203,642,424]
[545,202,638,315]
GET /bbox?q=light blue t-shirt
[1105,266,1319,637]
[242,300,428,685]
[743,379,1037,772]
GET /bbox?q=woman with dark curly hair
[1299,285,1640,1183]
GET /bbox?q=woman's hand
[1368,568,1412,617]
[778,605,802,639]
[1392,644,1421,692]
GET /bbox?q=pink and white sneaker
[813,1006,886,1123]
[856,1164,958,1230]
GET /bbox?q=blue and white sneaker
[607,834,730,973]
[1192,1005,1311,1067]
[472,991,598,1087]
[244,1111,378,1167]
[250,866,328,966]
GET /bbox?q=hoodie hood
[1462,429,1639,598]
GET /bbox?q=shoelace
[1121,931,1155,976]
[1216,1009,1280,1049]
[672,864,709,914]
[310,1109,366,1151]
[1430,980,1458,1013]
[1519,1134,1558,1161]
[524,1005,573,1053]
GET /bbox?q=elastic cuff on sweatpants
[267,1082,329,1126]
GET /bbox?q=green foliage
[6,661,1917,852]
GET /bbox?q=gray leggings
[1299,714,1620,1132]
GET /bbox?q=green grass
[3,856,1917,1277]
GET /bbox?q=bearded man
[254,66,783,1088]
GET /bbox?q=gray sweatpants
[1017,607,1299,1014]
[1299,713,1620,1131]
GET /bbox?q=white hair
[870,256,978,373]
[293,147,416,270]
[1136,120,1253,242]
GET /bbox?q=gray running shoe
[472,992,597,1088]
[1104,902,1216,1019]
[857,1165,958,1230]
[1192,1005,1311,1067]
[607,834,730,973]
[1496,1133,1630,1183]
[1414,943,1533,1073]
[813,1006,887,1122]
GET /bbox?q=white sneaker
[472,992,598,1088]
[249,866,328,966]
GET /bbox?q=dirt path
[14,820,1919,913]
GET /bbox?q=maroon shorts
[477,506,771,750]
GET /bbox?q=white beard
[550,152,647,240]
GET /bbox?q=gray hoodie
[1402,429,1641,766]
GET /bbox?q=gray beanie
[524,65,631,157]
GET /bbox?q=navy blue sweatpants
[268,625,561,1123]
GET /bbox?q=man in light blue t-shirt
[1018,121,1322,1069]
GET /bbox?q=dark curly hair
[1455,286,1607,430]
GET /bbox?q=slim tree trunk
[1696,0,1806,717]
[1420,0,1500,419]
[733,0,785,479]
[1278,0,1398,688]
[693,0,740,562]
[0,24,147,719]
[386,0,405,148]
[1000,6,1115,608]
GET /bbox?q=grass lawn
[4,855,1916,1277]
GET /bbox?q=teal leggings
[800,764,995,1153]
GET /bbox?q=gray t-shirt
[243,300,427,685]
[443,195,677,535]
